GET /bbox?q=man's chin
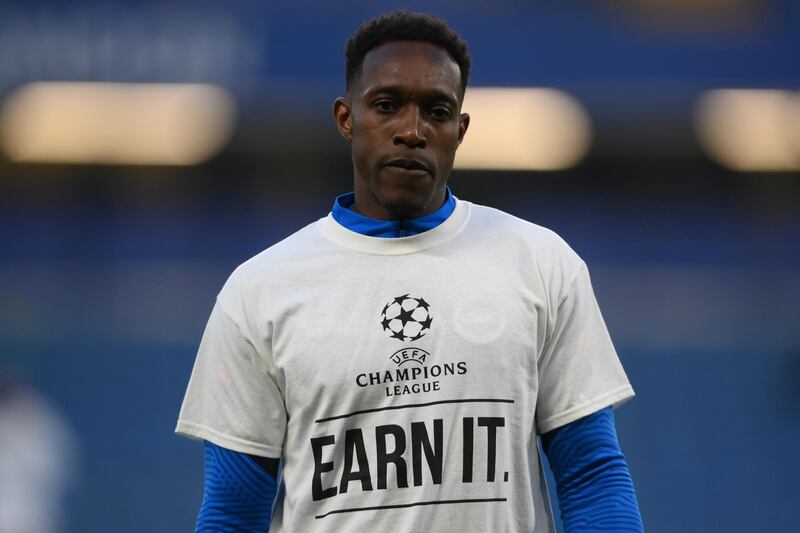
[380,194,429,220]
[374,167,439,209]
[359,172,445,220]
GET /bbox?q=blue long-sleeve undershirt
[197,441,278,532]
[196,191,643,532]
[542,408,644,532]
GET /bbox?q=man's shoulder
[464,200,575,253]
[463,200,587,301]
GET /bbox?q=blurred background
[0,0,798,531]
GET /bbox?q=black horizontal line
[315,497,507,519]
[315,398,514,423]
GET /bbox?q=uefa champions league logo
[380,294,433,342]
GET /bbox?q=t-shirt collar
[331,187,456,238]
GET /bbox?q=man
[177,11,644,532]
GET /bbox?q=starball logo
[380,294,433,342]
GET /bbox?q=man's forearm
[542,407,644,532]
[196,441,279,532]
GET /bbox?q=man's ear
[457,112,470,145]
[333,97,353,142]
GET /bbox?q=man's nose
[393,107,427,149]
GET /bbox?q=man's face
[334,41,469,220]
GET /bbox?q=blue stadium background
[0,1,798,531]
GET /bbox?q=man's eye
[374,100,397,113]
[429,107,452,120]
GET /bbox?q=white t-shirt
[176,198,634,532]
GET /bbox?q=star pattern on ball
[414,297,430,311]
[390,329,406,341]
[397,307,415,326]
[379,293,433,343]
[419,315,433,330]
[393,294,410,305]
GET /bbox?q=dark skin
[333,41,470,221]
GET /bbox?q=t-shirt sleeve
[535,261,634,434]
[175,297,286,458]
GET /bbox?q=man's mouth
[383,158,432,175]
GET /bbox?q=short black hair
[345,10,471,96]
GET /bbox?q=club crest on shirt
[451,292,507,344]
[379,294,433,342]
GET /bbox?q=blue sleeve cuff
[196,441,279,532]
[541,407,644,532]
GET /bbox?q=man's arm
[195,441,279,532]
[541,407,644,532]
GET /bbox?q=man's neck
[331,188,456,238]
